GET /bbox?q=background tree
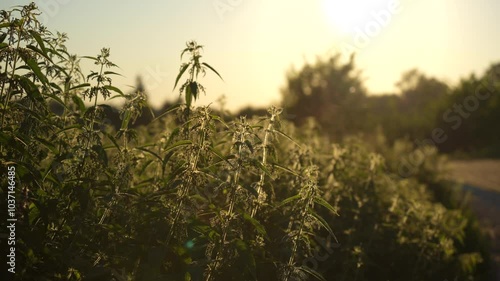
[435,63,500,157]
[281,54,367,141]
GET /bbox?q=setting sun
[322,0,398,33]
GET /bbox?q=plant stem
[251,111,276,217]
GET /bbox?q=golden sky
[2,0,499,111]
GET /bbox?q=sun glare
[322,0,389,33]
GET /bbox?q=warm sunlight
[322,0,400,33]
[2,2,499,280]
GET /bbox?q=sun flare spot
[322,0,390,34]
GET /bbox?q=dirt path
[448,160,500,280]
[448,160,500,193]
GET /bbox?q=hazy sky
[2,0,499,111]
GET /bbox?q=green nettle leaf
[81,55,98,61]
[271,162,299,176]
[136,146,164,163]
[92,144,108,165]
[174,63,189,90]
[26,45,52,62]
[299,266,326,281]
[163,140,193,154]
[103,131,120,150]
[49,82,63,92]
[18,76,42,100]
[28,30,49,57]
[314,196,339,216]
[34,137,59,154]
[69,83,91,91]
[308,207,338,243]
[23,57,49,84]
[103,71,123,76]
[202,62,224,81]
[190,81,198,100]
[120,111,131,130]
[279,194,302,207]
[243,213,267,237]
[0,22,12,28]
[103,85,124,96]
[244,140,254,153]
[72,95,87,113]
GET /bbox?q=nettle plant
[0,3,489,281]
[0,4,338,281]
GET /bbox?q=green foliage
[0,4,492,281]
[281,54,367,140]
[280,53,499,158]
[435,63,500,157]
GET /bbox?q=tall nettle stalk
[251,106,282,218]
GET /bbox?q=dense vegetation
[0,4,494,280]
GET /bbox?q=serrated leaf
[271,162,299,176]
[26,45,52,62]
[69,83,90,91]
[189,194,208,204]
[314,197,339,216]
[173,63,189,90]
[81,56,98,61]
[243,213,267,237]
[23,57,48,84]
[240,183,258,197]
[233,238,257,276]
[274,129,301,147]
[0,22,11,29]
[207,146,234,168]
[163,140,192,154]
[279,194,302,208]
[120,111,131,130]
[45,92,67,109]
[150,103,181,123]
[103,71,122,76]
[244,140,254,153]
[91,144,108,166]
[180,48,189,59]
[28,30,49,58]
[18,76,41,100]
[299,266,326,281]
[308,207,337,243]
[72,95,86,113]
[202,62,224,81]
[55,125,81,135]
[252,159,272,177]
[34,137,58,154]
[103,131,120,150]
[210,114,229,128]
[49,82,62,92]
[103,85,123,95]
[135,147,163,163]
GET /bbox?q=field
[0,4,498,281]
